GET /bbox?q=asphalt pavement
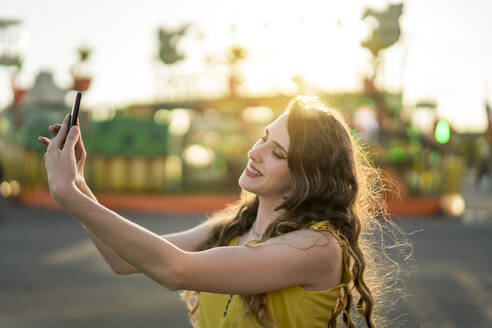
[1,184,491,327]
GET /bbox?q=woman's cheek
[273,166,291,190]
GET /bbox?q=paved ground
[1,183,491,327]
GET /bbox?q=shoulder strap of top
[306,220,336,232]
[229,236,240,246]
[303,220,341,241]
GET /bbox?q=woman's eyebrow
[265,128,287,153]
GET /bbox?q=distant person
[475,136,491,191]
[38,96,403,327]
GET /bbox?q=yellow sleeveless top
[198,221,352,327]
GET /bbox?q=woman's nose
[248,147,262,163]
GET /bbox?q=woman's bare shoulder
[275,229,344,290]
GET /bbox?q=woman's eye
[272,151,283,159]
[259,135,284,159]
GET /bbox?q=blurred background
[0,0,491,327]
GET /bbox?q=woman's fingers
[51,114,70,150]
[49,124,61,136]
[62,125,80,155]
[46,118,85,155]
[38,136,51,146]
[49,120,86,163]
[48,125,55,136]
[39,119,74,148]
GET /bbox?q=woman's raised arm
[77,178,220,275]
[39,121,222,276]
[115,218,221,275]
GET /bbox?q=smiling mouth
[246,164,263,176]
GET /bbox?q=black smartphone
[63,92,82,143]
[70,92,82,129]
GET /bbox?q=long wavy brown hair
[180,95,410,327]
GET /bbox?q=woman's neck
[252,196,285,235]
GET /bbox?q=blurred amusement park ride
[1,6,491,217]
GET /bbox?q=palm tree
[157,24,190,100]
[361,3,404,127]
[226,45,247,98]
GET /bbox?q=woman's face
[239,113,292,198]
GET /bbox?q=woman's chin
[239,175,258,193]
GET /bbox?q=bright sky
[0,0,491,132]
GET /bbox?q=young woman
[39,96,392,327]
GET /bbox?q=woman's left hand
[42,114,81,207]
